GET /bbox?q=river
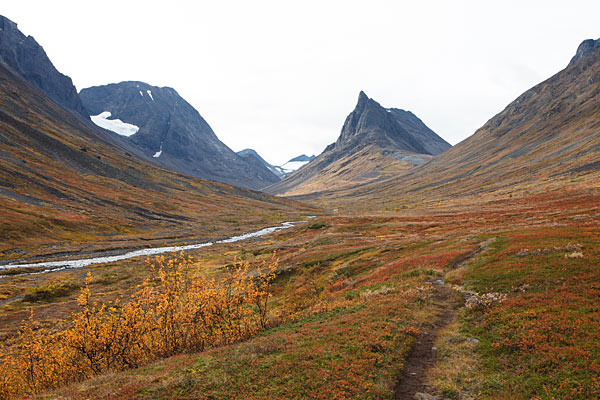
[0,220,306,276]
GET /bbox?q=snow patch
[153,142,163,158]
[280,160,309,173]
[147,90,154,101]
[90,111,139,137]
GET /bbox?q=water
[0,221,301,276]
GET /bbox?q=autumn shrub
[0,252,278,398]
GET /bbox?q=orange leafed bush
[0,252,278,398]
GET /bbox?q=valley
[1,10,599,400]
[1,185,598,399]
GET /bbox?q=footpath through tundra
[394,239,494,400]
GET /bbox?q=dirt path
[394,241,493,399]
[393,284,457,400]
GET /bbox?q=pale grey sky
[3,1,600,165]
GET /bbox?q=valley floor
[1,186,599,399]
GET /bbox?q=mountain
[79,82,280,190]
[236,150,316,178]
[237,148,283,178]
[0,15,88,117]
[0,19,311,260]
[334,91,450,156]
[330,39,600,209]
[267,92,450,196]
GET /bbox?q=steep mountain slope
[237,150,317,178]
[267,92,450,196]
[237,148,283,178]
[0,61,310,261]
[80,82,279,190]
[337,40,600,209]
[0,15,87,117]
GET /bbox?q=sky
[3,1,600,165]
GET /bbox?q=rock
[80,82,280,190]
[414,393,439,400]
[465,292,507,309]
[0,15,88,117]
[336,91,451,156]
[266,90,450,195]
[569,38,600,66]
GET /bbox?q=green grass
[22,281,79,303]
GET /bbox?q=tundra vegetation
[0,185,598,399]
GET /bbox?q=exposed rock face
[336,91,450,156]
[0,59,306,250]
[0,15,88,117]
[266,92,449,195]
[569,38,600,66]
[80,82,280,190]
[288,154,315,163]
[386,108,450,155]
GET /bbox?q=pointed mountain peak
[355,91,375,110]
[569,38,600,66]
[335,92,450,156]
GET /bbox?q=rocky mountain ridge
[569,37,600,66]
[329,40,600,208]
[80,81,280,190]
[0,15,88,117]
[267,91,450,196]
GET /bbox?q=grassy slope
[457,227,599,398]
[267,144,431,197]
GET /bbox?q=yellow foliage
[0,252,278,398]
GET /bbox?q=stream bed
[0,220,303,276]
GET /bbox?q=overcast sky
[3,1,600,165]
